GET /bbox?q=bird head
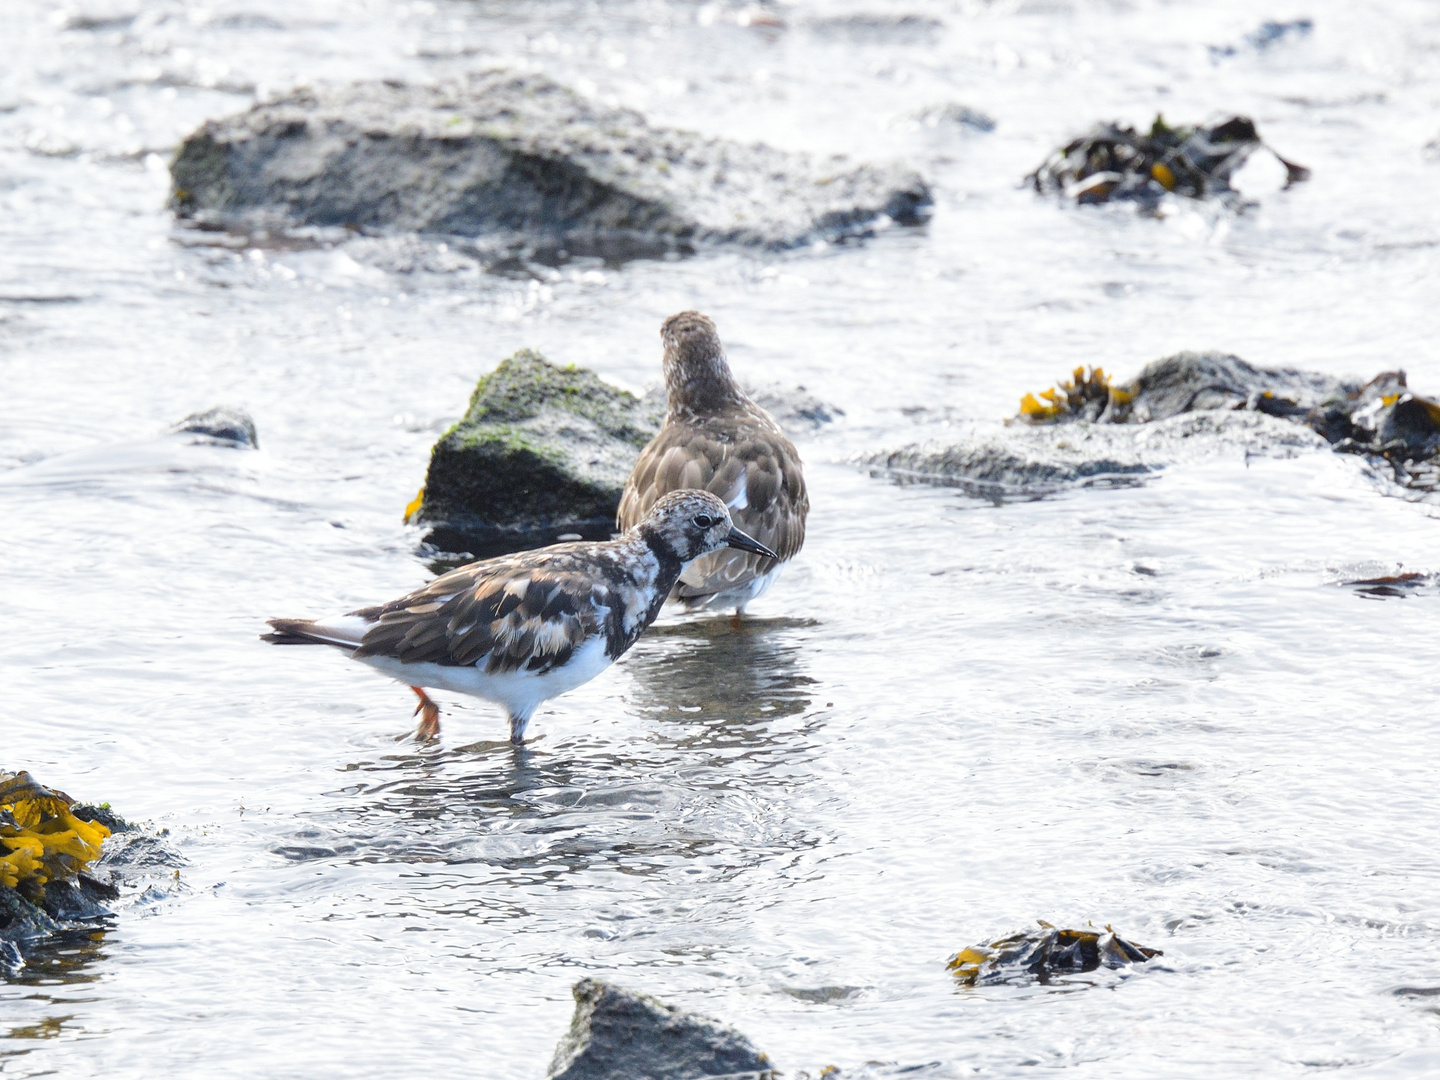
[660,311,744,414]
[639,489,778,566]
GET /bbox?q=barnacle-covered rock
[1028,114,1308,207]
[948,922,1162,986]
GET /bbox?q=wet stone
[547,978,779,1080]
[169,405,259,448]
[947,923,1162,987]
[170,71,931,258]
[1028,114,1308,207]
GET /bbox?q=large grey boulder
[547,978,778,1080]
[170,71,931,254]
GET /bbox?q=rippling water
[4,0,1440,1075]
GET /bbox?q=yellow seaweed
[1017,366,1123,423]
[0,771,110,896]
[403,486,426,523]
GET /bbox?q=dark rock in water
[170,71,931,257]
[1028,114,1308,207]
[170,406,258,448]
[417,354,840,554]
[1101,352,1356,425]
[1210,18,1313,59]
[415,350,659,553]
[547,978,779,1080]
[948,923,1162,986]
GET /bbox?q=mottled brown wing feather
[352,559,612,674]
[619,404,808,601]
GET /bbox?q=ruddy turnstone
[263,490,777,743]
[617,311,809,614]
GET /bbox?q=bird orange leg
[410,686,440,740]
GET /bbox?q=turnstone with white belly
[263,490,777,743]
[617,312,809,614]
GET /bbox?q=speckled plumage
[265,490,777,742]
[617,311,809,612]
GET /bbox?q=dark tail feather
[261,618,330,645]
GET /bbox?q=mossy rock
[416,350,663,553]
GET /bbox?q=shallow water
[4,0,1440,1075]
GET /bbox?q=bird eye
[693,514,716,528]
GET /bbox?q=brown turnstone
[264,490,777,743]
[617,312,809,614]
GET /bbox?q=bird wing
[619,409,808,600]
[351,558,614,675]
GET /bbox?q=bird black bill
[725,527,778,561]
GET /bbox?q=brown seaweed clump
[948,921,1162,986]
[0,772,110,898]
[1028,114,1309,206]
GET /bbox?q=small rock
[806,13,944,42]
[948,922,1162,987]
[1028,114,1308,207]
[910,103,996,133]
[169,406,258,448]
[170,71,931,257]
[547,978,779,1080]
[1209,18,1313,59]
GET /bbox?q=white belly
[354,635,613,721]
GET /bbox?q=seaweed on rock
[948,922,1162,987]
[1028,114,1308,207]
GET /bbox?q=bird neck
[663,346,747,419]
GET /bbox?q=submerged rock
[170,405,258,448]
[170,71,931,257]
[862,351,1440,497]
[415,354,841,554]
[948,922,1162,987]
[547,978,779,1080]
[1028,114,1308,207]
[1209,18,1313,60]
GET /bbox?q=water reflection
[624,615,821,741]
[269,617,829,922]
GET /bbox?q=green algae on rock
[547,978,779,1080]
[414,350,663,554]
[1029,114,1308,207]
[169,71,931,258]
[948,922,1162,987]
